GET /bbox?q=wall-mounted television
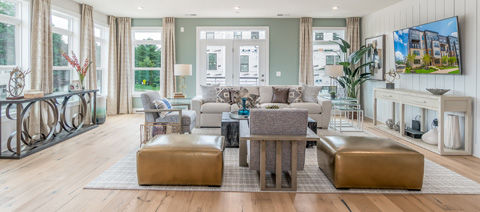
[393,16,461,74]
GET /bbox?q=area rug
[85,138,480,194]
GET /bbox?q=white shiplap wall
[361,0,480,157]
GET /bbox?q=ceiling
[74,0,402,18]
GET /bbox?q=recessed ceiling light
[332,6,339,10]
[137,6,143,10]
[234,6,240,10]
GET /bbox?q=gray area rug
[85,128,480,194]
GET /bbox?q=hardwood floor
[1,114,480,212]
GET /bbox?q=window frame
[94,24,108,95]
[51,9,79,93]
[312,27,346,87]
[132,27,162,96]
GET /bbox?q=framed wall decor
[365,35,386,80]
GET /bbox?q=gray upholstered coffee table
[221,112,317,148]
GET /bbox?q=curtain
[29,0,53,136]
[80,4,96,124]
[298,17,313,85]
[106,17,133,115]
[346,17,361,54]
[162,17,176,98]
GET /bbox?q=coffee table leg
[260,140,266,190]
[291,141,297,190]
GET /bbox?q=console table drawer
[375,92,397,101]
[403,96,438,110]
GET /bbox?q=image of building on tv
[394,17,461,74]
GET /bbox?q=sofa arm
[317,97,332,129]
[192,96,204,126]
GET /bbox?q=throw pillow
[288,87,303,103]
[271,87,289,103]
[302,85,322,103]
[259,86,273,103]
[200,84,219,102]
[216,87,232,104]
[152,100,169,118]
[230,89,241,104]
[161,98,172,109]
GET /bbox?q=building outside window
[312,28,345,87]
[132,27,162,93]
[52,11,75,93]
[0,0,28,100]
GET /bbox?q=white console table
[373,88,473,155]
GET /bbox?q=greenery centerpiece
[63,52,92,89]
[334,38,373,99]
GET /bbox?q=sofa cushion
[156,110,196,125]
[259,103,290,109]
[201,84,219,103]
[259,86,273,103]
[201,103,231,113]
[242,86,259,95]
[290,102,323,114]
[288,87,303,103]
[272,87,289,103]
[302,85,322,103]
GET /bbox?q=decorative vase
[445,114,462,149]
[79,73,85,90]
[238,97,250,116]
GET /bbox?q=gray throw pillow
[288,87,303,103]
[216,87,232,104]
[302,85,321,103]
[271,87,289,103]
[201,84,219,102]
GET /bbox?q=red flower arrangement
[62,51,92,88]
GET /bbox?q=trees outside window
[52,12,74,93]
[133,28,162,92]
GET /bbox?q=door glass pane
[52,33,69,66]
[239,45,259,86]
[134,70,160,92]
[53,70,70,92]
[135,44,161,68]
[205,46,225,85]
[0,1,16,17]
[0,22,15,65]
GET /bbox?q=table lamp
[174,64,192,98]
[324,64,344,94]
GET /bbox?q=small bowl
[426,89,450,95]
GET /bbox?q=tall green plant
[334,38,373,99]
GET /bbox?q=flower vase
[79,74,85,90]
[238,97,250,116]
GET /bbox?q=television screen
[393,16,461,74]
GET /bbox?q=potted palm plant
[334,38,373,99]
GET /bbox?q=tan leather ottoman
[137,134,224,186]
[317,136,424,190]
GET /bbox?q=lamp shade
[174,64,192,76]
[325,65,344,78]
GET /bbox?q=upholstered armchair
[139,92,196,134]
[247,109,308,172]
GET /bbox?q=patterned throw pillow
[288,87,303,103]
[216,87,232,104]
[152,100,169,118]
[230,89,241,104]
[302,85,322,103]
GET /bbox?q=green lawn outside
[448,70,460,74]
[135,84,160,92]
[438,66,458,70]
[411,68,437,74]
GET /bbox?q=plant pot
[330,94,336,99]
[386,83,395,89]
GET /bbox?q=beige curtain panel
[346,17,361,54]
[298,17,313,85]
[80,4,96,124]
[162,17,176,98]
[29,0,54,136]
[106,16,133,115]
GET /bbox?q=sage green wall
[132,18,346,98]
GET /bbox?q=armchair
[139,92,196,134]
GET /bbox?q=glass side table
[325,97,364,132]
[167,98,192,109]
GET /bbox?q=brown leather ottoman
[317,136,424,190]
[137,134,224,186]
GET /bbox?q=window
[312,28,345,86]
[0,0,28,99]
[52,12,75,93]
[133,28,162,93]
[208,53,217,70]
[95,25,108,94]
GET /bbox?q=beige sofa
[192,85,332,128]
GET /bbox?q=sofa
[192,85,332,128]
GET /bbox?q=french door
[196,27,268,93]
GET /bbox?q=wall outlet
[180,27,184,32]
[276,71,281,77]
